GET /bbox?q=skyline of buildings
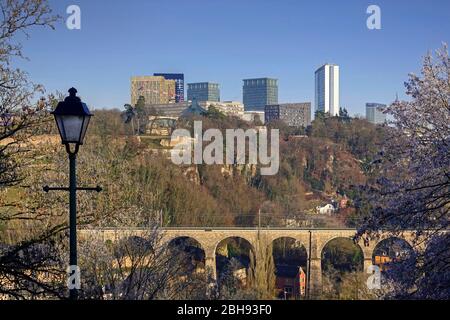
[131,66,387,127]
[22,0,449,117]
[315,64,340,116]
[187,82,220,102]
[125,65,419,119]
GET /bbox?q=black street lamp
[53,87,92,152]
[43,88,101,300]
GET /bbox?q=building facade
[142,102,190,118]
[275,266,306,299]
[243,78,278,111]
[242,111,265,124]
[264,103,311,128]
[187,82,220,102]
[366,103,386,124]
[198,101,244,117]
[131,76,176,106]
[153,73,185,103]
[315,64,340,116]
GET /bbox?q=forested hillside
[1,109,385,231]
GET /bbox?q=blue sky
[16,0,450,115]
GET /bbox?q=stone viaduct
[79,227,418,296]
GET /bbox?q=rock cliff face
[220,164,258,179]
[179,135,366,198]
[278,137,366,195]
[183,163,258,185]
[183,166,200,184]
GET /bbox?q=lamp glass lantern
[52,88,92,147]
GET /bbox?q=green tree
[248,235,276,299]
[338,107,351,122]
[204,105,226,120]
[121,103,137,135]
[135,96,146,135]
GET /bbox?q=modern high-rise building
[264,103,311,128]
[153,73,184,103]
[366,103,386,124]
[243,78,278,111]
[187,82,220,102]
[315,64,340,116]
[130,76,176,106]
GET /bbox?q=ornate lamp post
[43,88,101,300]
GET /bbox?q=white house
[316,204,335,215]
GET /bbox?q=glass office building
[187,82,220,102]
[243,78,278,112]
[366,103,387,124]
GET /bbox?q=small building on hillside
[374,255,392,272]
[143,102,190,118]
[339,196,349,209]
[275,265,306,300]
[242,111,265,124]
[316,203,335,215]
[198,101,244,118]
[181,99,207,117]
[146,116,177,136]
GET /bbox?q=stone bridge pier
[79,228,417,299]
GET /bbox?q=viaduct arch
[79,227,418,297]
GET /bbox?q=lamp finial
[68,87,77,97]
